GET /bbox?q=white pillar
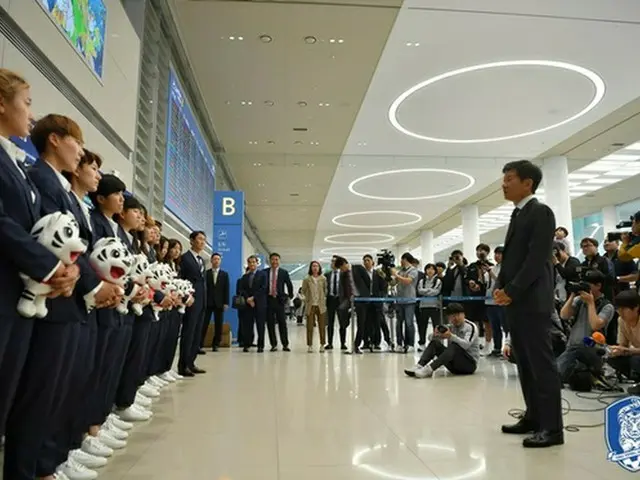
[602,205,617,236]
[542,156,573,240]
[461,205,479,257]
[420,230,434,264]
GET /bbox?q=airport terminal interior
[2,0,640,479]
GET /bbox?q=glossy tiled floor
[96,325,630,480]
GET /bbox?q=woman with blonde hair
[301,260,327,352]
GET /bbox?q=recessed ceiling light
[318,103,330,107]
[310,141,320,146]
[253,162,262,167]
[357,142,367,146]
[248,141,258,145]
[388,60,606,144]
[229,36,235,40]
[304,184,312,187]
[264,100,274,106]
[338,39,344,44]
[329,38,336,43]
[324,233,395,245]
[297,101,308,107]
[304,36,317,44]
[267,140,275,145]
[348,168,475,201]
[307,163,315,167]
[258,183,265,187]
[405,42,420,47]
[332,211,422,229]
[260,34,273,43]
[224,100,231,105]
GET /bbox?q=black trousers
[4,320,81,480]
[149,313,170,376]
[266,297,289,348]
[161,310,181,373]
[418,338,477,374]
[144,319,161,377]
[240,305,265,349]
[417,307,440,346]
[116,317,152,408]
[0,313,34,434]
[179,301,205,371]
[326,296,348,347]
[507,307,563,432]
[38,317,97,474]
[203,306,224,348]
[608,354,640,382]
[355,302,381,348]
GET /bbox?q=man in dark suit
[179,231,208,376]
[494,160,563,448]
[264,253,294,351]
[238,255,267,352]
[325,256,349,350]
[352,254,387,353]
[202,252,230,351]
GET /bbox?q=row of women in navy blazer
[0,68,180,479]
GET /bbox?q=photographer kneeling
[404,303,479,378]
[557,270,614,384]
[608,290,640,385]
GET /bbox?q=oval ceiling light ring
[332,211,422,229]
[320,246,379,255]
[324,233,396,245]
[348,168,475,201]
[388,60,606,144]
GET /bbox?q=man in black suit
[494,160,563,448]
[352,254,387,353]
[238,255,267,352]
[264,253,294,351]
[325,257,349,350]
[202,252,230,351]
[179,231,208,376]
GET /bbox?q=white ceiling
[171,0,640,263]
[313,0,640,260]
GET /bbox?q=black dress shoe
[243,347,249,352]
[325,345,333,350]
[212,346,218,352]
[340,344,347,351]
[179,368,195,377]
[270,346,278,352]
[523,430,564,448]
[353,347,363,354]
[198,349,206,355]
[502,418,539,435]
[191,366,206,374]
[257,347,264,353]
[283,346,291,352]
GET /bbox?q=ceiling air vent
[289,193,300,197]
[293,127,308,132]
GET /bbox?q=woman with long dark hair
[155,236,169,263]
[301,261,327,352]
[158,239,185,377]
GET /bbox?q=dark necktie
[249,272,255,287]
[332,272,337,296]
[504,207,520,246]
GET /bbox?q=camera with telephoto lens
[606,217,633,242]
[436,325,449,334]
[376,249,396,282]
[566,267,603,294]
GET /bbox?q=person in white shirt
[485,246,508,356]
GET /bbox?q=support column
[542,156,573,240]
[602,205,618,236]
[461,205,480,257]
[420,230,434,265]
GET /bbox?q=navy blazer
[263,267,294,304]
[181,251,206,310]
[29,160,101,297]
[0,148,59,314]
[238,269,267,310]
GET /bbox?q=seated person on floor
[404,303,479,378]
[502,308,567,363]
[608,290,640,383]
[557,270,614,383]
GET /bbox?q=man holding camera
[557,270,614,383]
[552,241,580,305]
[608,291,640,391]
[579,237,614,300]
[404,303,479,378]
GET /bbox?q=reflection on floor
[95,326,627,479]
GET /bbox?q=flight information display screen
[164,67,216,240]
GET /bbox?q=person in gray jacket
[404,303,480,378]
[416,263,443,350]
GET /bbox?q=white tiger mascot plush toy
[126,254,153,316]
[17,212,87,319]
[84,237,132,312]
[174,279,194,314]
[147,263,175,319]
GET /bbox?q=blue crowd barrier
[354,296,488,303]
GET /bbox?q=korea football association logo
[605,396,640,472]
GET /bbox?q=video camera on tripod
[376,249,395,282]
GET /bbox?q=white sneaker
[54,472,71,480]
[139,384,160,398]
[102,419,129,440]
[170,370,184,380]
[69,449,107,469]
[159,372,176,383]
[97,430,127,450]
[116,406,150,422]
[148,376,168,388]
[81,436,113,458]
[132,403,153,417]
[307,346,313,353]
[415,364,434,378]
[135,392,152,407]
[319,346,325,353]
[107,413,133,431]
[404,364,420,377]
[57,457,98,480]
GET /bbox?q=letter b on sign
[222,197,235,216]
